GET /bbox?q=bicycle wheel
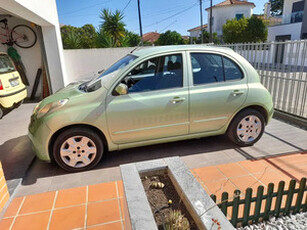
[11,25,37,48]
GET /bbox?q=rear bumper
[0,87,27,108]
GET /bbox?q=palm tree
[64,31,81,49]
[100,9,126,47]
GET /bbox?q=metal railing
[211,177,307,228]
[216,40,307,119]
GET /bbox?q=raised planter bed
[120,157,234,230]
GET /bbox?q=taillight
[0,80,3,90]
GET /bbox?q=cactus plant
[165,210,190,230]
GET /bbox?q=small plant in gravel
[165,210,190,230]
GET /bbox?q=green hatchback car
[28,45,273,172]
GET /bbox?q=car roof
[132,45,234,57]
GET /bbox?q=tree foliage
[99,9,126,47]
[61,24,97,49]
[155,30,185,46]
[222,17,267,43]
[197,31,221,44]
[269,0,284,16]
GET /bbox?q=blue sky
[56,0,268,35]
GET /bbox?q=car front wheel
[53,127,104,172]
[227,109,265,147]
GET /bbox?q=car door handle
[170,97,185,104]
[231,90,244,96]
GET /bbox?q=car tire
[227,109,265,147]
[53,127,104,172]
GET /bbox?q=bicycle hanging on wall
[0,18,37,48]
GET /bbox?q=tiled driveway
[1,181,125,230]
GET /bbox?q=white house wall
[207,5,253,35]
[268,22,302,41]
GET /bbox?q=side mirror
[115,83,128,95]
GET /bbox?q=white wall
[206,5,253,35]
[268,22,302,41]
[63,48,135,84]
[0,16,42,96]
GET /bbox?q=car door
[188,51,248,133]
[106,52,189,144]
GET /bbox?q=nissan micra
[28,45,273,172]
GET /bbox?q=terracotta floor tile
[19,191,55,214]
[87,221,122,230]
[49,205,85,230]
[55,186,86,208]
[255,170,292,191]
[239,160,272,174]
[0,218,13,230]
[117,181,124,198]
[88,182,117,202]
[12,211,50,230]
[230,175,263,196]
[3,197,24,218]
[204,179,237,201]
[217,163,249,178]
[194,166,226,183]
[87,199,120,226]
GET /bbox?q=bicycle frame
[0,23,10,44]
[0,22,25,45]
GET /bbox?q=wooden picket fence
[211,177,307,228]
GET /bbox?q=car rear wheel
[53,127,104,172]
[227,109,265,147]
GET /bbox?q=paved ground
[1,153,306,230]
[0,104,306,197]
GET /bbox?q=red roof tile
[205,0,255,10]
[188,24,208,32]
[142,32,160,43]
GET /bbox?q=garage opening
[0,10,51,109]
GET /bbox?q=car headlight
[37,99,68,119]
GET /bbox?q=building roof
[205,0,255,10]
[187,24,208,32]
[142,32,160,43]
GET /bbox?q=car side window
[123,54,183,93]
[190,53,224,85]
[222,56,243,81]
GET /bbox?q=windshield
[98,54,137,79]
[0,54,15,74]
[83,54,137,92]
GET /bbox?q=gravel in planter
[237,212,307,230]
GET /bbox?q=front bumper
[28,116,53,162]
[0,87,27,108]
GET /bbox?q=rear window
[0,54,15,74]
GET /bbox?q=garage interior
[0,8,51,103]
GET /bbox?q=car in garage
[0,52,27,118]
[28,45,273,172]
